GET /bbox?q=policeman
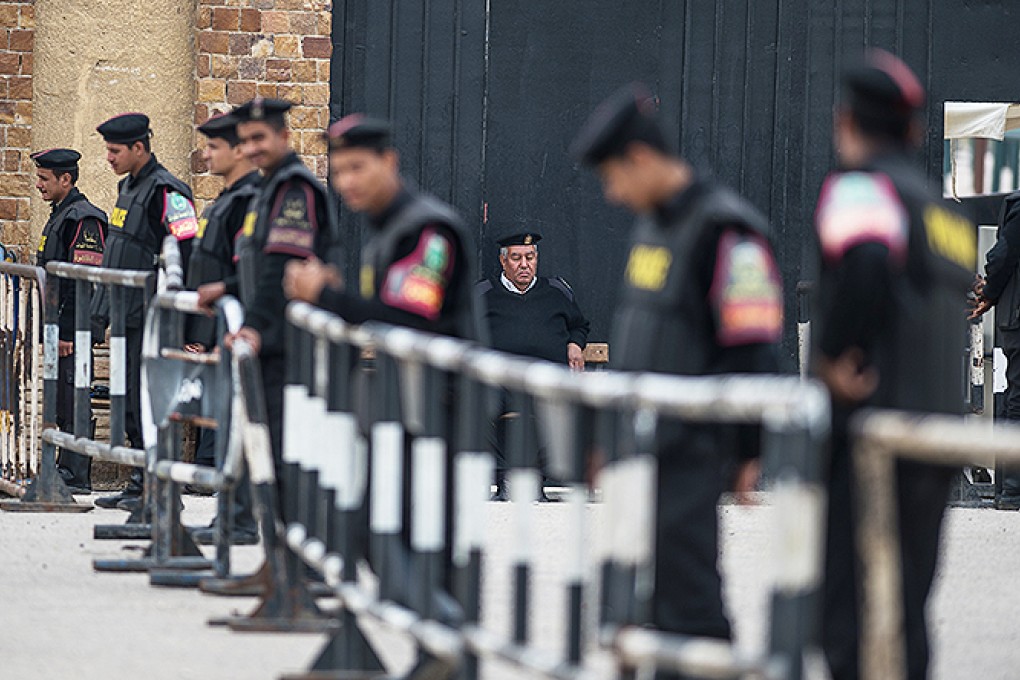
[185,112,260,545]
[810,51,974,680]
[475,229,590,499]
[92,113,199,511]
[31,148,107,493]
[201,98,338,487]
[571,84,782,661]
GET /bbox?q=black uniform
[235,151,337,476]
[614,179,782,641]
[979,191,1020,498]
[476,275,589,364]
[93,154,198,495]
[812,154,975,680]
[36,187,107,487]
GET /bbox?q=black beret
[30,148,81,170]
[496,231,542,247]
[197,112,240,144]
[326,114,393,151]
[96,113,151,145]
[570,82,668,166]
[232,97,292,124]
[843,49,925,126]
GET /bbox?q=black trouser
[821,407,952,680]
[120,326,145,494]
[194,427,216,467]
[55,352,91,486]
[652,425,732,649]
[195,427,256,532]
[999,329,1020,495]
[260,354,286,497]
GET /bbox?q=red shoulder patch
[815,172,908,264]
[380,227,454,321]
[709,229,784,347]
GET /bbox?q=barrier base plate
[209,615,340,634]
[150,569,218,588]
[280,672,387,680]
[0,500,93,513]
[94,523,151,539]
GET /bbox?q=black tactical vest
[37,190,108,266]
[187,172,260,290]
[612,186,770,374]
[236,159,336,308]
[816,156,974,414]
[101,159,193,328]
[361,192,483,341]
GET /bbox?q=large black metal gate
[329,0,1019,363]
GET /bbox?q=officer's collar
[262,152,301,182]
[369,182,413,230]
[654,175,708,226]
[51,186,84,213]
[127,155,159,187]
[225,169,261,194]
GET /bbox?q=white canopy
[944,102,1020,141]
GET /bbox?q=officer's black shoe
[490,481,510,502]
[95,490,141,509]
[117,495,143,512]
[995,495,1020,511]
[67,484,93,495]
[191,525,259,546]
[183,483,216,497]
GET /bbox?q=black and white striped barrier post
[3,265,90,512]
[505,388,537,648]
[370,349,405,605]
[797,281,812,380]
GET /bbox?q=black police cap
[496,231,543,248]
[197,111,241,144]
[96,112,151,145]
[570,82,668,166]
[843,49,925,128]
[232,97,292,124]
[325,114,393,151]
[30,148,81,170]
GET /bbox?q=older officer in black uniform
[92,113,199,510]
[31,148,107,493]
[185,112,260,544]
[572,84,783,661]
[811,52,974,680]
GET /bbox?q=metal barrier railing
[0,260,45,500]
[852,411,1020,680]
[282,300,830,680]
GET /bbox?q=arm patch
[815,172,908,264]
[709,229,783,347]
[163,190,199,240]
[380,227,455,321]
[71,219,104,265]
[264,182,318,258]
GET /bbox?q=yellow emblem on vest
[625,244,673,291]
[242,211,257,237]
[360,264,375,299]
[38,235,46,252]
[110,207,127,228]
[923,205,976,270]
[196,217,208,240]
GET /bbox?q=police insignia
[164,190,199,240]
[710,230,783,347]
[360,264,375,299]
[196,217,208,240]
[264,187,317,257]
[625,244,672,291]
[71,219,104,265]
[242,211,257,237]
[815,172,908,264]
[380,227,454,320]
[110,207,127,228]
[37,235,46,252]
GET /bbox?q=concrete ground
[1,495,1018,680]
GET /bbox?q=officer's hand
[284,258,343,303]
[58,340,74,358]
[817,348,879,405]
[732,459,760,505]
[567,343,585,371]
[972,274,986,298]
[197,282,227,315]
[968,295,994,320]
[225,326,261,356]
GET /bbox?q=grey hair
[499,244,538,258]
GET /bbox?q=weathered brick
[277,83,301,103]
[300,130,327,156]
[273,34,299,58]
[240,9,261,33]
[237,57,263,80]
[20,52,31,75]
[16,197,31,220]
[266,59,291,82]
[190,149,207,175]
[256,83,278,98]
[14,100,31,124]
[274,0,308,11]
[288,106,321,130]
[0,101,14,125]
[198,31,230,55]
[317,12,332,36]
[291,60,317,83]
[196,6,211,29]
[288,11,317,35]
[0,198,16,220]
[260,11,288,34]
[2,150,19,172]
[194,103,209,125]
[0,172,29,196]
[9,75,30,100]
[302,36,331,59]
[316,60,330,82]
[226,80,257,105]
[229,33,256,56]
[302,83,328,106]
[196,54,210,78]
[193,174,224,200]
[0,6,18,27]
[19,5,34,29]
[250,37,273,58]
[211,7,239,31]
[210,55,238,79]
[197,79,226,103]
[9,29,32,52]
[0,52,19,75]
[7,126,29,148]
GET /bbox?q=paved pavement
[1,494,1019,679]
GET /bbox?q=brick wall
[192,0,332,209]
[0,0,32,250]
